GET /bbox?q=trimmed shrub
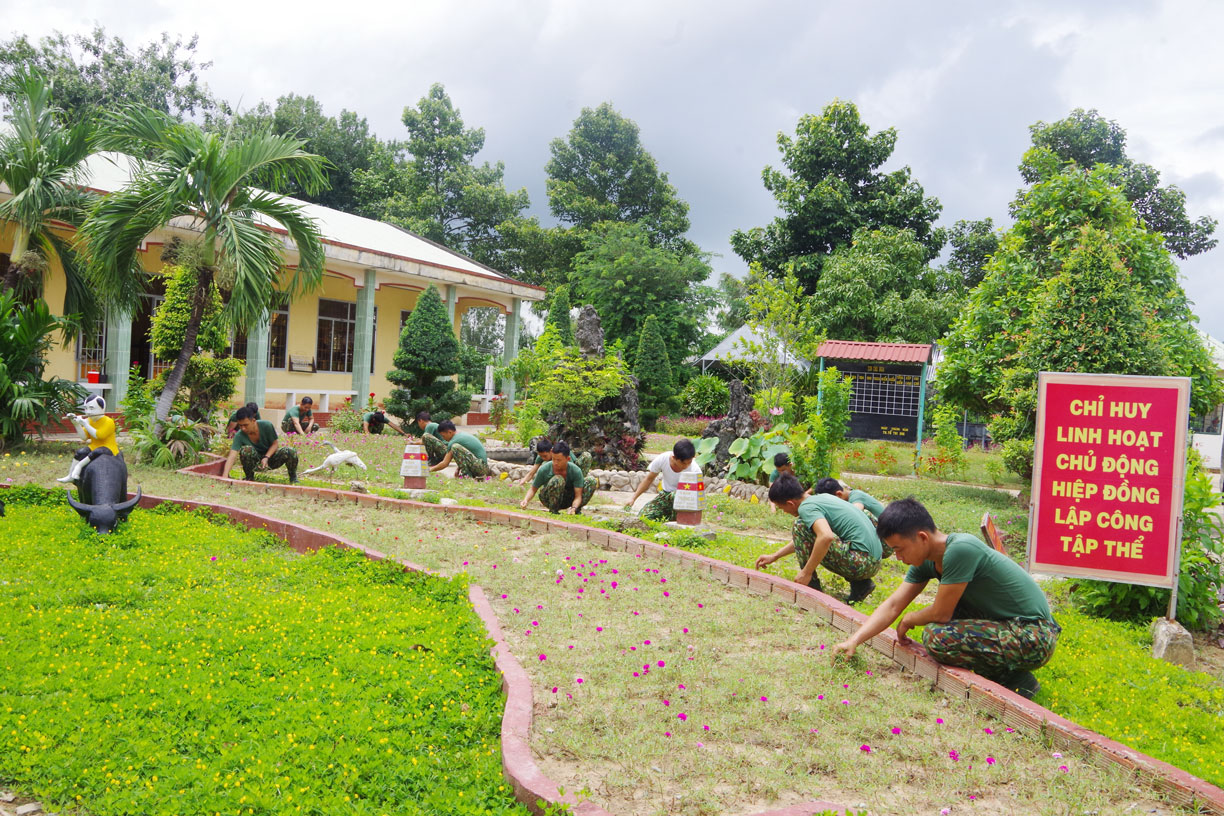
[681,375,730,417]
[386,285,471,422]
[633,314,674,409]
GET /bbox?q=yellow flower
[723,485,731,494]
[749,494,759,504]
[498,472,508,480]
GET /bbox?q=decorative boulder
[575,305,606,359]
[700,379,755,473]
[1151,617,1196,668]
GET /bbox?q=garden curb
[170,459,1224,815]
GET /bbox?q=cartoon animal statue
[302,440,368,475]
[64,448,141,534]
[57,394,120,484]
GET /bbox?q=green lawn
[0,487,526,816]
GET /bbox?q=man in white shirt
[624,439,698,521]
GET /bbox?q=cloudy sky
[9,0,1224,336]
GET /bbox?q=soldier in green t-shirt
[225,402,260,438]
[813,478,886,520]
[362,408,407,435]
[428,420,491,478]
[282,397,320,435]
[519,441,597,514]
[225,407,299,482]
[413,411,446,464]
[756,474,882,603]
[830,498,1060,700]
[517,438,553,485]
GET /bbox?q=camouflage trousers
[422,433,448,465]
[280,416,319,435]
[450,444,491,479]
[573,451,593,476]
[792,517,881,582]
[641,490,677,522]
[923,616,1061,681]
[237,446,299,483]
[538,474,597,514]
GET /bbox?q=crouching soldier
[429,420,491,478]
[757,474,882,604]
[520,441,597,514]
[226,406,299,483]
[830,498,1060,700]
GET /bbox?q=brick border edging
[168,464,1224,815]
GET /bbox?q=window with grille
[847,372,921,417]
[76,322,108,381]
[227,304,290,369]
[315,299,376,374]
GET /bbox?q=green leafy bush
[326,396,365,433]
[726,426,790,485]
[633,314,674,410]
[0,491,529,816]
[789,368,852,485]
[532,346,629,432]
[753,389,796,424]
[1072,450,1224,630]
[121,366,212,467]
[680,375,730,417]
[386,285,472,422]
[514,400,549,448]
[918,405,968,481]
[0,290,87,450]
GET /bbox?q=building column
[352,269,377,401]
[503,298,521,404]
[104,305,132,407]
[446,284,459,338]
[243,313,270,407]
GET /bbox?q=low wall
[113,467,1224,815]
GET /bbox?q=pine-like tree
[633,314,673,409]
[385,285,471,421]
[545,286,574,345]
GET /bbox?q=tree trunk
[153,277,209,430]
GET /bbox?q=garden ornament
[302,441,368,475]
[64,448,141,534]
[57,394,120,484]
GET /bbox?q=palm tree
[80,106,328,425]
[0,69,99,336]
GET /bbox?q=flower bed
[0,487,528,816]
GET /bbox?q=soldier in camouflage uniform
[519,441,596,514]
[829,498,1060,700]
[757,474,883,604]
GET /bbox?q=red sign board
[1028,372,1191,588]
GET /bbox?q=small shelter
[816,340,934,453]
[692,326,811,374]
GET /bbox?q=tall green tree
[0,70,99,336]
[714,272,750,334]
[545,102,694,254]
[633,314,674,409]
[545,286,574,346]
[385,285,470,421]
[730,99,944,293]
[1024,109,1217,258]
[226,94,381,213]
[939,161,1222,477]
[569,221,713,364]
[80,107,327,425]
[363,83,530,269]
[944,218,999,289]
[0,27,219,122]
[810,226,963,343]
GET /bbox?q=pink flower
[948,750,960,762]
[769,406,784,416]
[551,687,557,693]
[703,725,710,731]
[891,727,901,735]
[986,756,996,765]
[677,713,687,721]
[644,640,651,645]
[658,660,665,667]
[664,732,671,737]
[1058,765,1068,772]
[983,727,994,735]
[575,678,584,684]
[935,718,944,725]
[760,696,768,702]
[860,744,871,753]
[817,695,824,700]
[663,700,670,706]
[682,628,689,634]
[678,684,686,690]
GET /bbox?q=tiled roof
[816,340,933,364]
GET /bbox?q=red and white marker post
[673,473,705,526]
[400,442,428,490]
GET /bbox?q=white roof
[75,153,541,298]
[1202,331,1224,369]
[694,325,811,371]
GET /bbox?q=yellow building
[2,153,545,416]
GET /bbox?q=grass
[0,487,528,816]
[837,440,1027,490]
[2,447,1198,814]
